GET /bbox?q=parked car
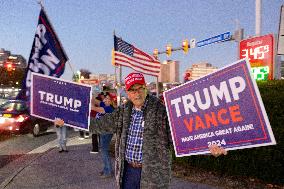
[0,100,53,136]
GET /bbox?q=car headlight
[0,117,16,125]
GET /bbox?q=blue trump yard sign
[30,73,92,131]
[164,59,276,157]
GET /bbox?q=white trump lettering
[171,76,246,118]
[38,91,82,109]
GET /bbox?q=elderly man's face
[126,84,147,109]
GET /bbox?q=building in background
[90,73,116,89]
[0,48,27,98]
[158,60,179,83]
[90,73,115,82]
[276,56,284,79]
[281,59,284,79]
[0,48,10,65]
[0,48,27,69]
[184,62,218,81]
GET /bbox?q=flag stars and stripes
[114,35,161,77]
[115,38,134,56]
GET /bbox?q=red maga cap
[124,72,146,91]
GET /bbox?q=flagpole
[114,30,122,106]
[156,76,159,98]
[114,31,122,88]
[114,65,117,88]
[37,0,44,9]
[66,60,75,77]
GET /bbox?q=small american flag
[113,35,161,77]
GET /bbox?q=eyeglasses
[128,86,145,93]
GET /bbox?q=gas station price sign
[239,34,274,80]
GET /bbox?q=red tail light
[16,115,29,122]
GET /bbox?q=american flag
[113,35,161,77]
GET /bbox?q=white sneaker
[90,151,99,154]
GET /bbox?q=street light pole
[255,0,262,36]
[76,70,81,82]
[234,19,244,59]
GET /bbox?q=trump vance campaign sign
[30,73,92,131]
[164,59,276,157]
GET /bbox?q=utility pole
[234,19,244,59]
[255,0,262,36]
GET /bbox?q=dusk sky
[0,0,283,82]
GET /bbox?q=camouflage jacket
[89,94,172,189]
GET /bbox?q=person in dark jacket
[92,94,115,178]
[88,72,227,189]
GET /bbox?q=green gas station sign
[251,66,269,80]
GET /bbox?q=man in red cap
[88,72,226,189]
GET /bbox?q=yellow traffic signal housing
[111,48,115,66]
[182,39,189,54]
[166,44,172,57]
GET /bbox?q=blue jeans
[122,162,141,189]
[55,125,67,150]
[100,134,113,175]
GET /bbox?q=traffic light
[166,44,172,57]
[5,63,14,72]
[182,39,189,54]
[153,48,159,59]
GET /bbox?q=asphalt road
[0,133,218,189]
[0,129,56,169]
[0,127,80,168]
